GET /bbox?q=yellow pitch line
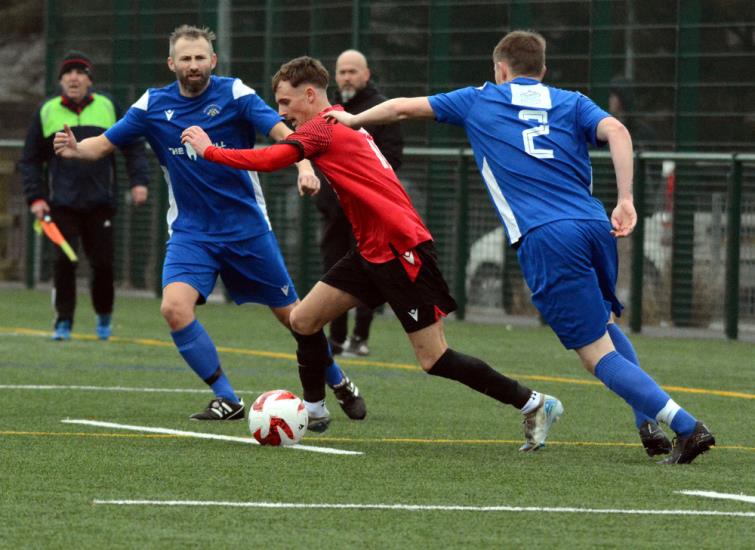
[2,326,752,399]
[512,374,755,400]
[0,327,414,370]
[1,430,752,452]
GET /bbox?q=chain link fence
[1,1,753,337]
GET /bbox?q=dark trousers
[51,205,115,326]
[321,212,373,343]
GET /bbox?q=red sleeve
[204,143,301,172]
[281,118,333,158]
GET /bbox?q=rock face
[0,35,45,102]
[2,0,45,139]
[0,35,45,139]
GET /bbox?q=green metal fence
[2,0,753,338]
[40,0,755,151]
[2,139,753,338]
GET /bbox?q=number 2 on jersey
[519,109,554,159]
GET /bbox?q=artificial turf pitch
[1,288,753,548]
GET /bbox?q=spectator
[19,51,150,341]
[608,77,657,149]
[313,49,404,356]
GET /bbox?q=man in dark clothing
[607,78,658,149]
[18,51,151,341]
[313,49,403,357]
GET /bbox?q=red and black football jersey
[282,105,431,263]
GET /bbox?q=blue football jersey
[429,77,611,245]
[106,75,283,242]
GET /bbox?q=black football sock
[428,348,532,409]
[292,329,331,403]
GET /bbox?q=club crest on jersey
[165,109,175,121]
[204,104,222,117]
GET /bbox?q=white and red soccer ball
[248,390,308,446]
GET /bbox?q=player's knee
[270,305,294,329]
[289,309,318,336]
[160,299,191,329]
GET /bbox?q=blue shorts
[163,231,298,307]
[517,219,623,349]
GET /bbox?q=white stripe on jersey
[247,171,272,231]
[481,157,521,244]
[132,90,149,111]
[161,166,179,237]
[232,79,256,99]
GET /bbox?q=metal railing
[1,140,753,338]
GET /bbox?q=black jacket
[314,82,404,218]
[18,91,150,210]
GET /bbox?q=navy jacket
[19,91,150,210]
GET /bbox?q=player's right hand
[29,199,50,220]
[323,110,359,128]
[610,198,637,237]
[53,124,79,158]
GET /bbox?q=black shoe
[343,335,370,357]
[639,421,672,456]
[307,411,332,433]
[330,376,367,420]
[190,398,245,420]
[658,422,715,465]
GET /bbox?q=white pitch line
[91,499,755,518]
[677,490,755,504]
[0,384,223,394]
[62,419,362,456]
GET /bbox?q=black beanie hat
[59,51,93,80]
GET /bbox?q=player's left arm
[597,116,636,238]
[325,97,434,128]
[268,121,319,196]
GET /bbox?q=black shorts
[322,240,457,333]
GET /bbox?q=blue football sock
[663,404,698,437]
[171,319,239,403]
[209,376,237,402]
[594,351,697,436]
[606,324,654,428]
[606,324,639,364]
[326,360,345,386]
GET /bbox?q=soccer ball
[248,390,308,446]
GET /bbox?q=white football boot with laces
[519,394,564,452]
